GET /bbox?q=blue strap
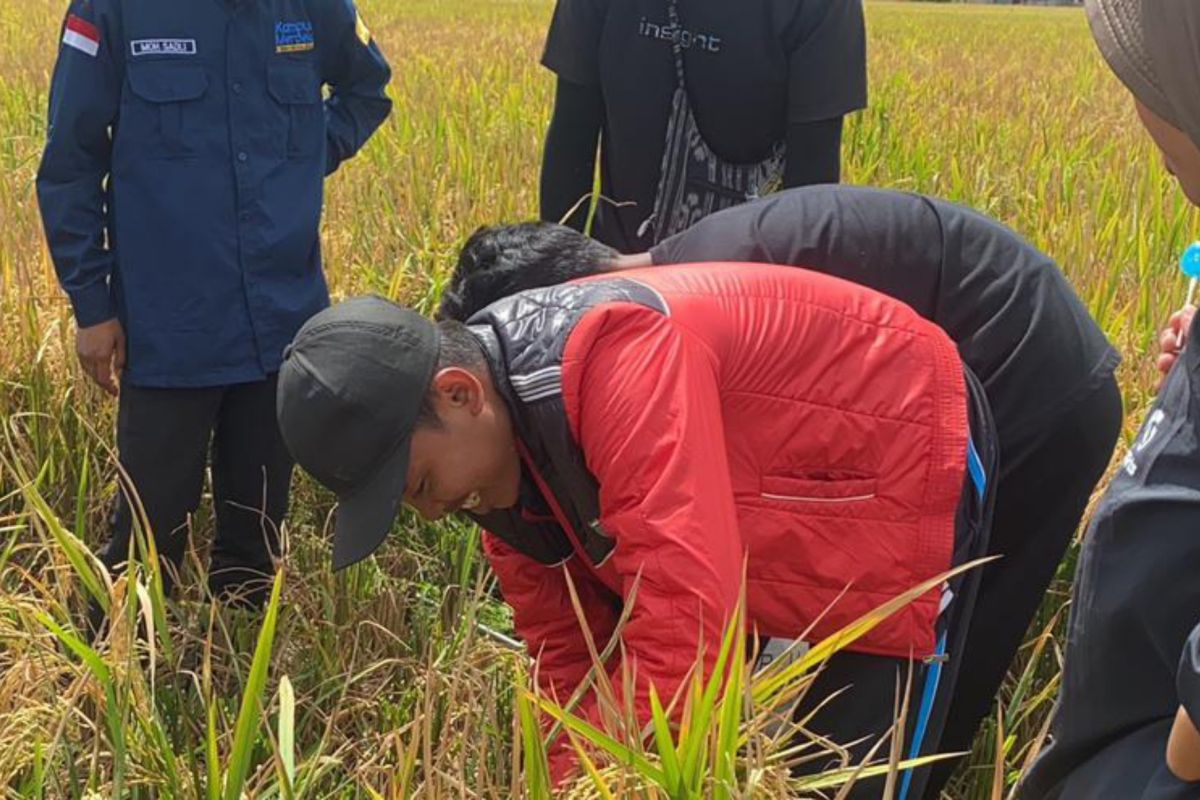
[898,628,949,800]
[966,437,986,501]
[895,438,980,798]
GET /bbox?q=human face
[402,367,522,521]
[1134,98,1200,207]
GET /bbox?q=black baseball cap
[276,296,440,570]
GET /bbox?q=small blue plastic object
[1182,242,1200,279]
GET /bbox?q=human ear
[432,368,485,414]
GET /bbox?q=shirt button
[237,151,248,163]
[232,81,243,94]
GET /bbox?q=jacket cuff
[69,281,116,328]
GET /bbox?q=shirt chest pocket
[123,63,209,159]
[267,64,323,159]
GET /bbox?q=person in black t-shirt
[440,185,1122,798]
[540,0,867,254]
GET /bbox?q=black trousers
[98,375,293,611]
[926,376,1124,795]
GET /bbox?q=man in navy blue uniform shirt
[36,0,392,623]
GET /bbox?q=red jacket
[475,264,969,776]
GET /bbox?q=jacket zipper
[515,439,607,582]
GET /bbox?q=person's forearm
[540,77,602,230]
[782,117,844,188]
[1168,705,1200,782]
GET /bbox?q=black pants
[925,376,1124,795]
[792,485,991,800]
[98,375,293,613]
[794,651,934,798]
[794,552,983,799]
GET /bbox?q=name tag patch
[131,39,197,57]
[275,21,314,53]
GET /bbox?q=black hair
[437,222,619,322]
[415,319,487,428]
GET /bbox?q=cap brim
[331,435,412,571]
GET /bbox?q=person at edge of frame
[1020,1,1200,798]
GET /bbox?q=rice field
[1,1,1198,797]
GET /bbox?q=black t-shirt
[650,185,1120,446]
[542,0,867,253]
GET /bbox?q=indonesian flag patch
[62,14,100,57]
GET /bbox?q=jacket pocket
[267,63,323,158]
[758,471,877,504]
[124,62,208,158]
